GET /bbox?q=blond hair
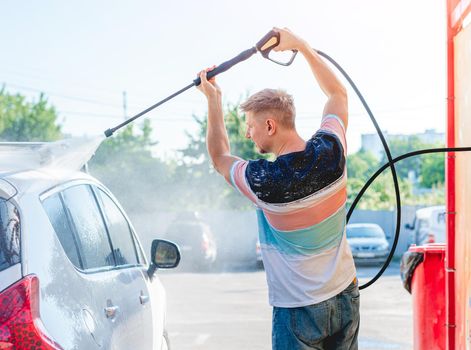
[240,89,296,129]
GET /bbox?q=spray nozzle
[104,128,114,138]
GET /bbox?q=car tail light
[428,232,436,243]
[0,275,63,349]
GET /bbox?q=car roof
[415,205,446,218]
[0,138,102,198]
[0,168,98,198]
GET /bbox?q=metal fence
[132,205,427,263]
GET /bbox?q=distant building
[361,129,445,159]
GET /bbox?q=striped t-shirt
[230,114,356,307]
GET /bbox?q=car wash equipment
[401,244,446,349]
[103,30,297,138]
[103,29,471,290]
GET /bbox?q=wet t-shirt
[230,114,356,307]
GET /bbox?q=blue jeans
[272,280,360,350]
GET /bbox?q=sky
[0,0,447,158]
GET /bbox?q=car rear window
[42,184,144,272]
[62,185,115,270]
[0,198,20,272]
[43,193,82,268]
[94,188,139,266]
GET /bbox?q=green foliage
[379,136,445,188]
[380,136,424,179]
[177,103,269,210]
[0,88,62,141]
[420,152,445,188]
[92,119,155,164]
[347,170,413,210]
[347,150,379,182]
[89,119,175,214]
[348,147,446,210]
[181,103,268,163]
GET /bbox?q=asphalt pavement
[159,261,412,350]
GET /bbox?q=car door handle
[104,305,119,318]
[140,293,150,305]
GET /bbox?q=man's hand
[197,65,221,100]
[272,27,308,53]
[271,26,348,128]
[196,65,241,184]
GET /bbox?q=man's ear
[266,119,276,136]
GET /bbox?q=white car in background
[405,205,446,246]
[346,223,390,264]
[0,159,180,349]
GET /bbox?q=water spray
[103,29,471,290]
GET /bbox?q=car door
[60,184,124,348]
[90,185,155,349]
[56,183,153,349]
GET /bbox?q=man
[197,27,358,350]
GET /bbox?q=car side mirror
[147,239,181,278]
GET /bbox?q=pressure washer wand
[103,47,256,137]
[104,30,297,137]
[104,82,194,137]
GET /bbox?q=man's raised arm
[197,68,242,183]
[273,27,348,129]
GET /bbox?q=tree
[347,145,445,210]
[379,136,445,187]
[89,119,175,214]
[379,136,425,180]
[181,102,268,164]
[347,150,379,182]
[0,87,62,141]
[178,102,270,210]
[347,170,413,210]
[420,152,445,188]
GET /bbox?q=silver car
[0,168,180,349]
[346,223,390,264]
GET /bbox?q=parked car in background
[346,223,390,264]
[164,212,217,271]
[0,164,180,349]
[405,205,446,246]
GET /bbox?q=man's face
[245,112,270,154]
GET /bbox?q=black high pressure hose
[318,50,471,290]
[317,50,402,290]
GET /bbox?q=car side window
[0,198,20,272]
[94,188,139,266]
[62,185,114,270]
[43,194,82,268]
